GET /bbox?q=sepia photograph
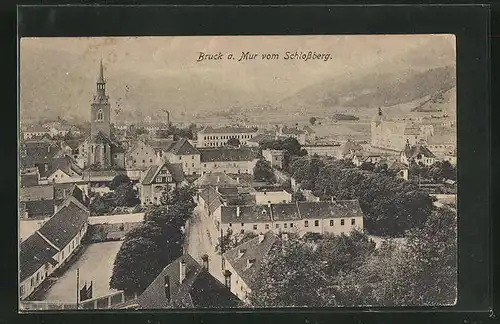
[18,35,457,311]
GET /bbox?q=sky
[19,35,456,121]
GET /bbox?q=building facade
[196,126,259,148]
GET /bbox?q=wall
[168,154,200,176]
[200,160,257,175]
[197,132,258,148]
[223,259,251,303]
[254,191,292,205]
[126,142,156,169]
[303,145,342,158]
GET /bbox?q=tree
[135,127,148,136]
[226,137,241,147]
[113,182,141,207]
[309,117,317,125]
[109,236,166,293]
[89,193,116,216]
[109,174,131,190]
[253,158,276,183]
[359,162,375,172]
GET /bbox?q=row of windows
[134,158,154,164]
[228,218,357,229]
[178,155,196,160]
[203,134,253,141]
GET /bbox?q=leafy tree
[359,162,375,172]
[109,174,131,190]
[226,137,241,147]
[309,117,317,125]
[135,127,148,136]
[89,193,116,216]
[109,236,166,293]
[113,182,141,207]
[253,158,276,183]
[291,191,306,202]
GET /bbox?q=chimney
[236,177,240,184]
[215,186,219,192]
[236,206,241,217]
[223,270,232,289]
[238,248,246,258]
[258,232,264,243]
[179,259,186,284]
[246,258,256,269]
[201,254,209,270]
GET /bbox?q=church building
[75,61,125,169]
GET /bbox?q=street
[185,206,225,284]
[39,241,123,302]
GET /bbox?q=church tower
[90,60,111,139]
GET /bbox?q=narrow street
[185,206,225,284]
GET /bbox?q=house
[19,185,55,219]
[340,139,364,159]
[20,168,40,187]
[219,200,364,236]
[302,125,317,142]
[389,160,409,181]
[133,254,242,309]
[20,141,61,170]
[163,138,201,176]
[22,125,51,140]
[253,190,292,205]
[277,126,306,145]
[198,148,260,175]
[125,140,160,170]
[53,183,88,209]
[302,144,342,158]
[262,149,284,169]
[353,154,383,167]
[196,126,259,148]
[222,231,280,303]
[49,124,72,138]
[45,156,84,183]
[19,196,89,300]
[138,161,187,205]
[400,143,436,167]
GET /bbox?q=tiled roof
[169,138,200,155]
[38,199,89,249]
[20,143,61,168]
[19,232,59,282]
[199,148,259,163]
[200,126,258,134]
[20,174,39,187]
[193,172,239,187]
[53,183,86,205]
[20,185,54,201]
[146,139,176,152]
[223,231,279,289]
[90,131,113,145]
[271,202,301,221]
[136,254,241,309]
[141,162,185,185]
[45,156,83,178]
[403,144,436,159]
[221,205,273,224]
[21,200,55,218]
[220,200,364,224]
[341,139,363,155]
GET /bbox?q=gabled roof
[90,131,113,145]
[341,139,363,156]
[199,126,258,134]
[297,200,364,219]
[169,138,200,155]
[20,143,61,168]
[141,162,185,185]
[21,200,55,218]
[19,232,59,282]
[223,231,279,289]
[271,203,301,221]
[199,148,259,163]
[221,205,273,224]
[136,254,241,309]
[403,144,436,159]
[53,183,86,205]
[193,172,239,187]
[44,156,83,178]
[20,185,54,201]
[38,198,89,249]
[145,139,176,152]
[247,133,281,144]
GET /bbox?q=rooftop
[141,162,185,185]
[199,148,259,163]
[403,144,436,159]
[193,172,239,187]
[20,185,54,201]
[199,126,258,134]
[136,254,242,309]
[19,232,59,282]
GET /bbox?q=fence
[19,291,139,311]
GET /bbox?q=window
[304,220,309,227]
[229,223,232,227]
[314,220,319,227]
[330,220,334,227]
[240,229,244,234]
[192,156,194,159]
[20,285,25,296]
[290,223,294,228]
[241,223,244,227]
[265,224,269,230]
[97,109,103,120]
[179,156,182,160]
[204,164,207,167]
[276,223,280,228]
[142,160,145,163]
[351,218,356,225]
[156,177,162,183]
[192,163,194,167]
[341,219,345,226]
[150,158,153,163]
[253,224,257,230]
[31,278,34,287]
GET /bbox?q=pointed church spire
[97,59,105,83]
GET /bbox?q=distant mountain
[280,66,456,110]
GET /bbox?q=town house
[400,143,437,167]
[138,161,187,205]
[196,126,259,148]
[198,147,260,175]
